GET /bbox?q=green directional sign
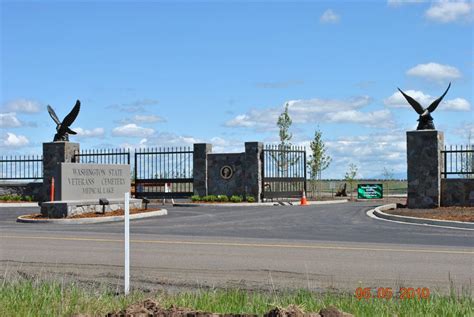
[357,184,383,199]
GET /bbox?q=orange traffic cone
[300,190,308,206]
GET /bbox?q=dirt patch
[22,208,160,220]
[386,206,474,222]
[104,300,353,317]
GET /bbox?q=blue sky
[1,0,473,178]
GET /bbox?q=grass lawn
[0,279,472,317]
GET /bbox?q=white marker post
[124,192,130,295]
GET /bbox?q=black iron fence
[134,147,194,198]
[74,148,130,164]
[262,144,306,199]
[0,155,43,180]
[441,145,474,178]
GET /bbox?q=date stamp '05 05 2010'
[355,287,430,300]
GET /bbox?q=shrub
[202,195,217,202]
[191,195,201,202]
[246,196,255,203]
[23,195,33,202]
[229,195,243,203]
[217,195,229,202]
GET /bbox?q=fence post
[42,142,79,202]
[193,143,212,196]
[244,142,264,202]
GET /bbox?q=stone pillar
[193,143,212,196]
[42,142,79,201]
[407,130,443,208]
[244,142,263,202]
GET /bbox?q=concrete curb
[0,202,38,208]
[173,199,348,207]
[371,204,474,230]
[16,209,167,224]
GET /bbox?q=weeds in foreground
[0,279,472,317]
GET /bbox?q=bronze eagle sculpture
[398,83,451,130]
[47,100,81,141]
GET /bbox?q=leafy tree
[271,103,299,178]
[277,103,292,147]
[344,163,358,199]
[307,128,332,197]
[382,167,394,196]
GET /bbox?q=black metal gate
[74,148,130,164]
[262,144,306,199]
[134,147,193,198]
[441,145,474,178]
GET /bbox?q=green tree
[344,163,358,200]
[272,103,298,178]
[382,167,394,196]
[307,128,332,198]
[277,103,292,147]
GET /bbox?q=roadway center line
[1,235,473,255]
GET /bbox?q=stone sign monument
[41,100,141,218]
[58,163,130,200]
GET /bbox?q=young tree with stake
[307,128,331,198]
[344,163,358,200]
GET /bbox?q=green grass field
[0,279,471,317]
[306,180,407,198]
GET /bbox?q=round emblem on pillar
[220,165,233,180]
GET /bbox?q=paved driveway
[1,202,473,293]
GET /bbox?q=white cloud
[2,132,29,147]
[406,62,462,81]
[384,90,433,107]
[119,132,200,150]
[150,132,200,146]
[425,1,473,23]
[209,137,245,153]
[120,134,244,153]
[0,113,22,128]
[107,98,160,112]
[323,133,407,178]
[324,109,393,125]
[443,98,471,111]
[132,114,166,123]
[287,131,408,179]
[225,96,391,129]
[112,124,155,137]
[4,99,40,113]
[320,9,340,24]
[387,0,426,6]
[225,113,275,129]
[74,127,105,138]
[384,90,471,111]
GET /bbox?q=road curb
[16,209,167,224]
[173,199,348,207]
[371,204,474,230]
[0,202,38,208]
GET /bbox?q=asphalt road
[1,202,473,294]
